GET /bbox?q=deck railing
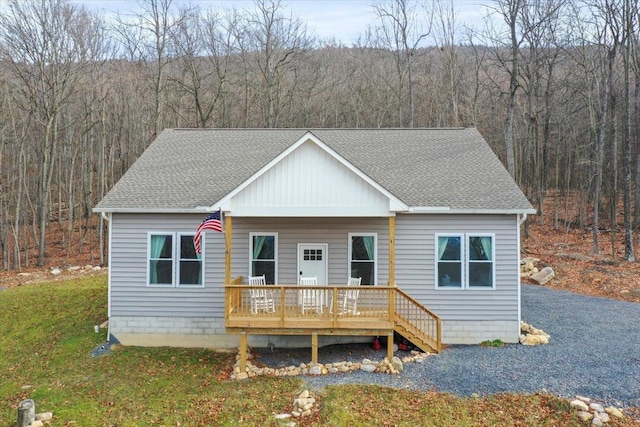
[225,284,393,330]
[224,283,441,352]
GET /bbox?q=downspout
[518,213,528,225]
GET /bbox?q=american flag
[194,210,223,254]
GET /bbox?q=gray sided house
[94,128,535,353]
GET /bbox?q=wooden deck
[225,285,394,333]
[225,283,441,370]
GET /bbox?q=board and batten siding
[394,214,519,321]
[110,214,389,318]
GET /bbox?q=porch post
[387,331,394,361]
[239,331,247,373]
[388,216,395,286]
[311,333,318,364]
[225,215,232,284]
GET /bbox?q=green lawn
[0,277,634,426]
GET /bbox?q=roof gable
[216,133,407,216]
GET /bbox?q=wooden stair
[392,288,441,353]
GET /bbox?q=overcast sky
[74,0,494,45]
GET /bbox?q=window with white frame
[148,232,203,287]
[467,235,494,288]
[349,233,376,285]
[250,233,277,284]
[436,234,463,288]
[435,233,494,289]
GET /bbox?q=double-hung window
[349,233,376,285]
[250,233,277,284]
[148,232,203,287]
[435,233,494,289]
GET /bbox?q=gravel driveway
[254,284,640,407]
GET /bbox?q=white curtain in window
[150,235,167,283]
[362,236,374,260]
[478,236,492,260]
[253,236,267,259]
[438,236,449,260]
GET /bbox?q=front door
[297,243,328,285]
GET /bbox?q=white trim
[228,205,392,217]
[297,243,329,285]
[466,233,496,290]
[213,132,409,213]
[448,208,537,215]
[249,232,278,284]
[517,215,522,323]
[348,233,377,285]
[176,232,205,288]
[434,233,465,290]
[147,232,176,287]
[408,206,451,213]
[106,213,112,319]
[93,207,211,214]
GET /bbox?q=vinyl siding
[395,214,519,321]
[110,214,388,318]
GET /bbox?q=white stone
[291,410,301,417]
[570,400,590,412]
[308,366,322,375]
[577,411,593,422]
[30,421,44,427]
[576,395,592,403]
[598,412,609,423]
[529,266,555,285]
[589,403,604,413]
[92,266,102,271]
[274,413,291,420]
[604,407,624,418]
[391,356,403,373]
[591,416,603,427]
[236,372,248,380]
[67,266,81,272]
[83,264,93,270]
[360,364,377,373]
[50,268,61,275]
[35,412,53,421]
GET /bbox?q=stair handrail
[393,288,441,353]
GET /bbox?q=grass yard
[0,277,636,426]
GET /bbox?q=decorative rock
[274,413,291,420]
[50,268,61,275]
[391,356,403,373]
[591,416,603,427]
[529,266,555,285]
[519,333,549,345]
[83,264,93,270]
[589,403,604,413]
[30,421,44,427]
[576,395,592,404]
[308,366,322,375]
[236,372,248,380]
[17,272,30,277]
[604,407,624,418]
[360,363,376,373]
[570,399,590,412]
[598,412,609,423]
[92,266,102,271]
[577,411,593,422]
[35,412,53,421]
[291,410,301,417]
[67,266,81,272]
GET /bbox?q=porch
[225,281,441,372]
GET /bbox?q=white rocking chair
[299,276,322,314]
[331,277,361,315]
[249,275,275,314]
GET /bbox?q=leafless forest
[0,0,639,270]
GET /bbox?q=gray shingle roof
[94,128,535,213]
